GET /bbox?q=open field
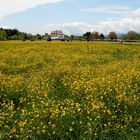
[0,41,140,139]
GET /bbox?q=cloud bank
[31,8,140,35]
[58,8,140,35]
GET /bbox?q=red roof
[51,30,64,35]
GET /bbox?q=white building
[50,30,65,40]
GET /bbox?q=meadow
[0,41,140,140]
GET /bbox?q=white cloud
[30,13,140,35]
[131,8,140,17]
[81,5,132,14]
[27,22,95,35]
[0,0,64,19]
[25,17,140,35]
[95,18,140,34]
[52,7,140,35]
[80,6,140,34]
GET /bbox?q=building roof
[51,30,64,35]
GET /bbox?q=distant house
[50,30,65,40]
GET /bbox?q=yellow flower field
[0,41,140,139]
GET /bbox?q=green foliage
[92,31,100,40]
[0,29,8,40]
[123,31,140,40]
[83,32,92,41]
[108,32,118,40]
[100,33,105,40]
[47,35,52,41]
[0,28,35,41]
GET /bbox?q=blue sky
[0,0,140,35]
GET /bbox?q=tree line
[0,28,140,41]
[82,31,140,41]
[0,28,44,41]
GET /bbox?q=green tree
[70,35,74,40]
[47,35,52,41]
[36,34,43,40]
[83,32,92,41]
[125,31,140,40]
[100,33,105,40]
[0,29,8,40]
[92,31,100,40]
[45,33,48,36]
[10,35,18,40]
[108,32,118,40]
[12,28,20,36]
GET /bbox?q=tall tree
[12,28,19,36]
[125,31,140,40]
[100,33,105,40]
[108,32,118,40]
[36,34,43,40]
[92,31,100,40]
[70,35,74,40]
[83,32,92,41]
[0,29,8,40]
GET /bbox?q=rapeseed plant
[0,41,140,139]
